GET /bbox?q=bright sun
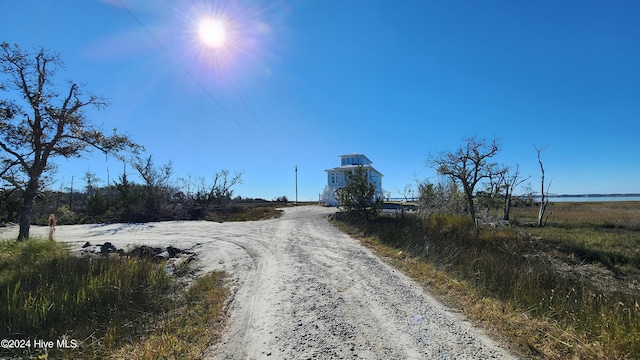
[198,17,227,48]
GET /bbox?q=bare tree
[475,165,508,215]
[82,171,101,197]
[132,155,173,189]
[397,184,416,202]
[534,145,552,227]
[207,169,243,207]
[0,43,138,239]
[429,136,500,229]
[502,164,530,221]
[382,189,392,202]
[132,155,173,216]
[488,166,507,200]
[190,170,243,209]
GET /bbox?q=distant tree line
[0,154,247,225]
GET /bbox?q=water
[535,195,640,203]
[389,196,640,203]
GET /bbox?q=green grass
[0,239,229,359]
[515,202,640,271]
[333,206,640,359]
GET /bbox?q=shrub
[335,165,382,221]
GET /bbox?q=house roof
[338,153,373,164]
[325,164,384,177]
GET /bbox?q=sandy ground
[0,206,516,359]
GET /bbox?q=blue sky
[2,0,639,200]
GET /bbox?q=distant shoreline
[387,194,640,203]
[534,194,640,202]
[551,193,640,198]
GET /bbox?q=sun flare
[198,17,227,48]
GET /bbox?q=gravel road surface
[0,206,516,359]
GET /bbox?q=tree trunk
[537,199,548,228]
[502,187,512,221]
[502,195,512,221]
[18,185,37,240]
[464,187,477,229]
[535,145,550,228]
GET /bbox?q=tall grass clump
[113,272,229,358]
[334,211,640,358]
[0,238,172,358]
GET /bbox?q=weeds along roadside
[332,212,640,359]
[0,238,229,359]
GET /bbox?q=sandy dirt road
[0,206,516,359]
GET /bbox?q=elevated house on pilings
[319,154,383,206]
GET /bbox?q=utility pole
[295,165,298,206]
[69,176,74,211]
[105,153,110,186]
[56,177,64,211]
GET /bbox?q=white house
[319,154,384,206]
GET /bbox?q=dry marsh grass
[113,272,229,359]
[207,205,283,222]
[333,202,640,359]
[515,202,640,272]
[515,201,640,230]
